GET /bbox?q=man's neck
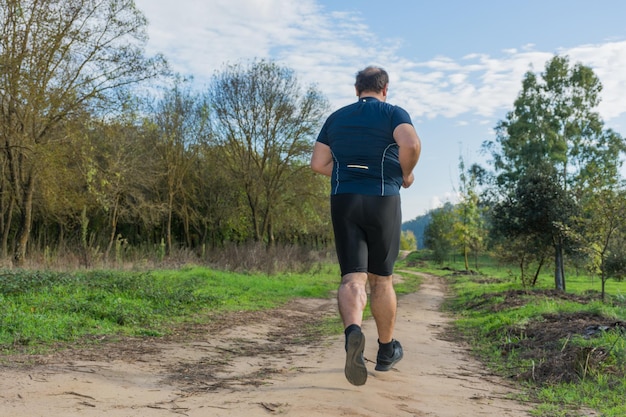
[358,90,386,102]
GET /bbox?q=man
[310,66,421,386]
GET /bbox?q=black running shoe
[344,329,367,385]
[375,339,403,371]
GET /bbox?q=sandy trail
[0,273,532,417]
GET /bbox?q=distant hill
[403,203,456,249]
[402,212,431,250]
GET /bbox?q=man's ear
[355,86,360,97]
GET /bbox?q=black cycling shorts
[330,193,401,277]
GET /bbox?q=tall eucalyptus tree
[485,55,625,290]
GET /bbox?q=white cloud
[429,192,460,211]
[135,0,626,124]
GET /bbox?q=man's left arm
[393,123,421,188]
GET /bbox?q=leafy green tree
[400,230,417,251]
[491,166,576,288]
[485,55,625,290]
[80,115,160,260]
[190,142,250,247]
[578,186,626,301]
[453,157,486,271]
[0,0,165,264]
[207,60,329,244]
[424,203,455,264]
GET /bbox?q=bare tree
[147,78,210,254]
[208,60,328,244]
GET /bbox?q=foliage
[400,230,417,251]
[483,55,626,291]
[402,213,430,249]
[575,186,626,301]
[452,156,487,271]
[424,260,626,417]
[423,203,455,264]
[490,166,578,289]
[0,0,166,264]
[207,59,330,245]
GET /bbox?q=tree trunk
[105,195,120,260]
[246,191,261,241]
[14,174,35,266]
[1,197,14,258]
[601,257,606,302]
[531,256,545,287]
[601,275,606,303]
[166,192,174,255]
[463,244,470,271]
[554,243,566,291]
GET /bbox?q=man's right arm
[393,123,421,188]
[310,142,334,177]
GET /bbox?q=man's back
[316,97,412,196]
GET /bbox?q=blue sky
[134,0,626,221]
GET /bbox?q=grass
[0,258,423,356]
[6,247,624,416]
[403,250,626,417]
[0,264,342,353]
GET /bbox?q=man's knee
[341,272,368,286]
[368,273,393,290]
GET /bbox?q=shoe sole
[345,331,367,386]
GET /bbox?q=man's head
[355,66,389,97]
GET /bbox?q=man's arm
[393,123,421,188]
[310,142,334,177]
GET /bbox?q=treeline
[4,1,626,286]
[420,56,626,298]
[0,1,332,266]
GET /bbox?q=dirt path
[0,273,532,417]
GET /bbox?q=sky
[133,0,626,222]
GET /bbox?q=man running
[310,66,421,386]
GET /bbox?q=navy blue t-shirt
[316,97,413,196]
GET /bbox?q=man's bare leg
[368,273,397,343]
[337,272,368,385]
[368,273,403,371]
[337,272,368,328]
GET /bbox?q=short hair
[355,66,389,95]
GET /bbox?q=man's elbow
[409,138,422,160]
[311,159,332,176]
[310,159,322,173]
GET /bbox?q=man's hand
[402,172,414,188]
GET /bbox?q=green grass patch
[405,251,626,417]
[0,265,341,354]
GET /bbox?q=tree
[400,230,417,251]
[207,60,329,244]
[491,166,576,288]
[0,0,165,264]
[424,203,455,264]
[453,156,486,271]
[147,77,210,254]
[484,55,626,290]
[79,114,160,261]
[578,186,626,301]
